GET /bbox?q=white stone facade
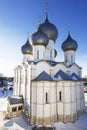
[14,13,85,126]
[14,56,85,125]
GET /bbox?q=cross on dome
[45,1,48,20]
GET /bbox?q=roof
[31,27,49,46]
[33,70,82,82]
[71,73,82,80]
[39,14,58,41]
[33,71,53,81]
[21,39,33,55]
[8,95,23,105]
[54,70,72,80]
[33,60,59,66]
[69,63,82,69]
[61,33,78,51]
[47,61,59,66]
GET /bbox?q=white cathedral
[14,10,85,126]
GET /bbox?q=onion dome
[30,27,49,46]
[61,33,78,52]
[21,38,33,54]
[39,15,58,41]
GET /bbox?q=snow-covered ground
[0,92,87,130]
[3,116,33,130]
[0,90,13,111]
[2,110,87,130]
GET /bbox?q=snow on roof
[71,73,82,80]
[68,63,82,69]
[54,70,72,80]
[8,95,23,105]
[0,98,7,111]
[33,71,53,81]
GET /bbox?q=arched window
[46,92,48,103]
[59,91,62,101]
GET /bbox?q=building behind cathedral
[13,9,85,126]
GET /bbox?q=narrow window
[37,50,39,60]
[65,55,67,62]
[59,91,62,101]
[50,50,52,60]
[71,55,73,63]
[46,92,48,103]
[43,51,45,59]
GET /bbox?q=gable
[71,73,82,80]
[54,70,72,80]
[33,71,53,81]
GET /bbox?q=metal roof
[39,15,58,41]
[33,71,53,81]
[61,33,78,51]
[71,73,82,80]
[8,95,23,105]
[21,38,33,55]
[54,70,72,80]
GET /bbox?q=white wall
[33,45,45,61]
[30,60,82,82]
[23,54,33,63]
[46,40,54,49]
[45,40,55,61]
[71,65,82,77]
[32,81,56,119]
[64,50,75,65]
[32,61,51,79]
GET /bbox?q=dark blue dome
[21,39,33,54]
[62,33,78,51]
[39,16,58,41]
[31,27,49,46]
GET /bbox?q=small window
[18,106,23,111]
[65,55,67,62]
[37,50,39,60]
[43,51,45,59]
[71,55,73,63]
[12,106,17,112]
[59,91,62,101]
[46,92,48,103]
[50,50,52,60]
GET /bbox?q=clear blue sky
[0,0,87,77]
